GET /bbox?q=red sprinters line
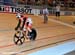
[0,32,74,49]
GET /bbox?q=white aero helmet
[16,13,21,18]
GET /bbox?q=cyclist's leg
[26,23,32,38]
[15,19,21,30]
[23,26,26,35]
[23,26,29,39]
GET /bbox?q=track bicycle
[13,28,37,45]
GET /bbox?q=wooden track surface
[0,13,75,55]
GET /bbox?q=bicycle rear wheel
[28,28,37,41]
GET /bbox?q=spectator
[55,4,60,20]
[43,7,49,23]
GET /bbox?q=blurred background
[0,0,75,11]
[0,0,75,8]
[0,0,75,19]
